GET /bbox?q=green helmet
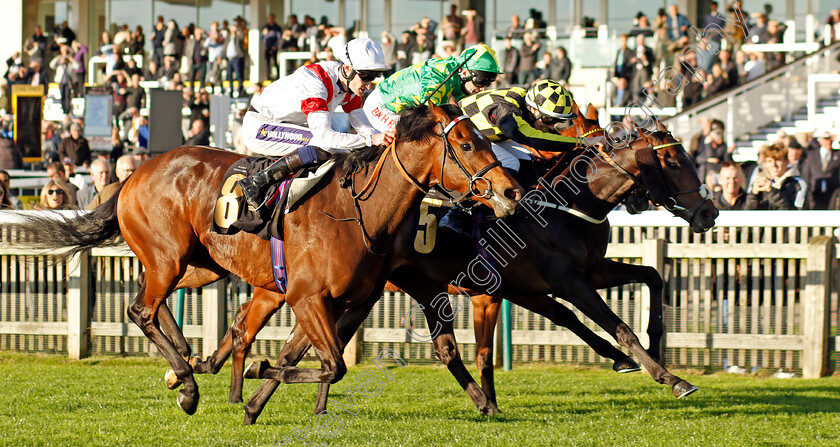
[460,45,503,74]
[525,80,577,120]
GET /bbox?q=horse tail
[5,183,124,260]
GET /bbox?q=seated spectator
[0,133,22,169]
[58,123,91,167]
[0,169,20,209]
[745,144,807,210]
[77,159,111,209]
[131,146,150,165]
[63,157,87,190]
[718,50,739,89]
[144,60,162,82]
[87,155,137,209]
[184,119,210,146]
[45,161,79,206]
[704,64,729,97]
[35,180,77,210]
[743,52,766,82]
[694,124,730,181]
[42,122,62,154]
[714,162,747,210]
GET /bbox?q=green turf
[0,352,838,446]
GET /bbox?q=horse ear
[656,119,668,133]
[635,148,669,204]
[586,103,598,121]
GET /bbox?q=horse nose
[504,186,524,201]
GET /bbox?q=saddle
[211,157,335,240]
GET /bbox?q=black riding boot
[439,207,473,238]
[237,146,327,210]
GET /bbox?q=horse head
[628,121,718,232]
[422,103,523,217]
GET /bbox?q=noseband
[594,138,712,226]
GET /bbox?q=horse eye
[460,142,473,151]
[667,161,680,170]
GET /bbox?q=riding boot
[439,207,473,238]
[238,145,328,210]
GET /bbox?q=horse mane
[337,103,459,176]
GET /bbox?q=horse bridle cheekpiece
[434,115,501,210]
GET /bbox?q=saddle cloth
[211,157,335,240]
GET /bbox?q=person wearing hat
[801,129,839,209]
[363,44,503,133]
[237,37,395,210]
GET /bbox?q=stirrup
[238,175,268,210]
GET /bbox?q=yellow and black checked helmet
[524,80,576,121]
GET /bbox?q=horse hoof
[244,359,271,379]
[673,381,698,399]
[176,389,199,415]
[164,368,182,390]
[613,357,642,373]
[243,414,257,425]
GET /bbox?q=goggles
[539,112,577,129]
[356,70,380,82]
[468,70,497,88]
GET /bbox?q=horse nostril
[504,188,523,201]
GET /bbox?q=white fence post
[803,236,834,379]
[640,238,666,356]
[201,281,227,358]
[67,251,91,360]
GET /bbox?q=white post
[67,251,91,360]
[803,236,833,379]
[201,282,227,358]
[639,238,665,353]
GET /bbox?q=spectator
[441,4,464,50]
[50,45,80,115]
[825,9,840,44]
[665,4,690,40]
[629,14,654,37]
[163,20,185,69]
[410,31,433,66]
[26,59,48,93]
[55,21,76,45]
[42,122,61,155]
[87,155,137,209]
[630,34,654,102]
[614,34,634,81]
[45,161,78,206]
[286,14,304,37]
[160,55,180,82]
[225,23,246,97]
[107,70,129,118]
[35,180,76,210]
[500,37,520,86]
[518,32,541,86]
[76,159,111,209]
[132,145,150,165]
[0,170,21,209]
[25,25,48,62]
[184,119,211,146]
[0,174,12,209]
[703,1,726,53]
[506,14,524,40]
[461,9,484,46]
[745,144,807,210]
[124,57,142,79]
[550,46,571,85]
[786,138,806,173]
[187,28,208,91]
[380,32,397,77]
[713,161,747,210]
[144,60,162,82]
[718,49,739,89]
[610,77,632,119]
[63,157,87,190]
[743,52,765,82]
[725,0,749,50]
[802,130,840,209]
[99,31,118,75]
[704,64,729,97]
[749,13,769,44]
[71,41,87,96]
[262,13,282,80]
[151,16,166,66]
[536,51,553,80]
[396,31,414,71]
[205,21,226,87]
[0,134,22,169]
[695,123,731,181]
[58,122,91,167]
[130,25,145,55]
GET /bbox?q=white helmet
[340,38,389,72]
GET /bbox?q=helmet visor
[470,70,497,88]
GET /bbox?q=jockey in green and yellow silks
[364,44,502,132]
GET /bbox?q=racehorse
[7,103,522,417]
[193,105,719,422]
[175,104,643,409]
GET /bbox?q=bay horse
[7,103,522,417]
[175,104,642,408]
[238,111,718,420]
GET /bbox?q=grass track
[1,352,839,446]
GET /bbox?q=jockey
[364,44,503,132]
[458,79,587,173]
[238,37,396,209]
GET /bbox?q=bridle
[327,110,503,254]
[592,135,712,226]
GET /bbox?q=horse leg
[549,267,696,399]
[588,259,665,363]
[244,293,344,425]
[127,269,203,415]
[471,294,501,406]
[507,294,640,373]
[158,302,202,390]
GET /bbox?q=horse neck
[353,139,435,244]
[550,147,638,221]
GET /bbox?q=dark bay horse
[239,114,718,419]
[175,104,641,408]
[7,103,522,417]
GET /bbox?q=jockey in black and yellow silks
[458,80,597,172]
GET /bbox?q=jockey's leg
[238,145,329,209]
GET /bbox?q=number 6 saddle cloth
[211,156,335,241]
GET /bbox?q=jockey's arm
[496,113,578,152]
[306,110,368,153]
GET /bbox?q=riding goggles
[356,70,380,82]
[540,112,577,129]
[468,70,497,88]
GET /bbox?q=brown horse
[239,112,718,419]
[176,104,640,408]
[8,103,522,417]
